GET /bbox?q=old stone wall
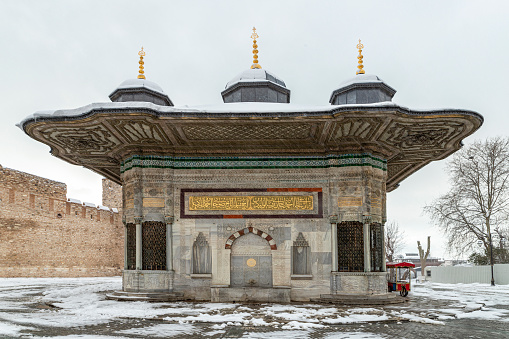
[0,165,124,277]
[102,178,122,212]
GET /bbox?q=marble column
[134,216,143,270]
[122,216,127,270]
[329,215,338,272]
[363,215,372,272]
[381,220,387,272]
[165,216,174,271]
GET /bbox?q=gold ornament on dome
[356,39,365,75]
[138,47,146,79]
[250,27,262,69]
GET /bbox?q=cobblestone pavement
[0,278,508,338]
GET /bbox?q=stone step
[310,293,408,305]
[105,291,192,302]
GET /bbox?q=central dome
[225,69,287,89]
[222,68,290,103]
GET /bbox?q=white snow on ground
[117,323,197,337]
[0,321,36,337]
[0,277,508,337]
[410,281,509,321]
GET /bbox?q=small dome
[115,78,165,95]
[222,68,290,103]
[337,74,386,88]
[225,68,286,89]
[330,73,396,105]
[109,78,173,106]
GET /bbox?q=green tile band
[120,154,387,173]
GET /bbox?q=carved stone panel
[292,232,310,275]
[193,232,211,274]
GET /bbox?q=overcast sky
[1,1,508,259]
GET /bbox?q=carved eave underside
[21,105,483,191]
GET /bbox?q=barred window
[142,221,166,270]
[126,223,136,270]
[337,221,364,272]
[370,223,383,272]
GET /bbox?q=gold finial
[250,27,262,69]
[137,47,146,79]
[356,39,365,75]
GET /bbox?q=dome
[330,73,396,105]
[109,78,173,106]
[116,78,166,94]
[337,74,386,88]
[225,68,286,89]
[222,68,290,103]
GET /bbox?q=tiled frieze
[120,154,387,173]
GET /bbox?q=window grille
[337,221,364,272]
[142,221,166,270]
[370,223,383,272]
[126,223,136,270]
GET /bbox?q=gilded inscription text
[189,195,313,211]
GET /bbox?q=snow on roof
[18,100,482,130]
[82,202,96,208]
[337,74,386,88]
[67,198,82,204]
[97,205,110,211]
[113,78,165,94]
[20,101,397,123]
[111,208,118,213]
[225,68,286,89]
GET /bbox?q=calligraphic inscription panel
[189,195,313,211]
[180,188,323,219]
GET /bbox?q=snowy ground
[0,277,508,338]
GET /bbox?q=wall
[0,165,124,277]
[429,264,509,285]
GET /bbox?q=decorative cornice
[19,102,482,192]
[18,103,483,129]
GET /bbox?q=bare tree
[424,137,509,257]
[385,221,405,262]
[417,236,431,277]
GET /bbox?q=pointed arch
[225,226,277,250]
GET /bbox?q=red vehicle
[386,262,415,297]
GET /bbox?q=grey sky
[1,1,507,258]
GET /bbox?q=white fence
[428,264,509,284]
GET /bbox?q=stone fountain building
[19,36,482,302]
